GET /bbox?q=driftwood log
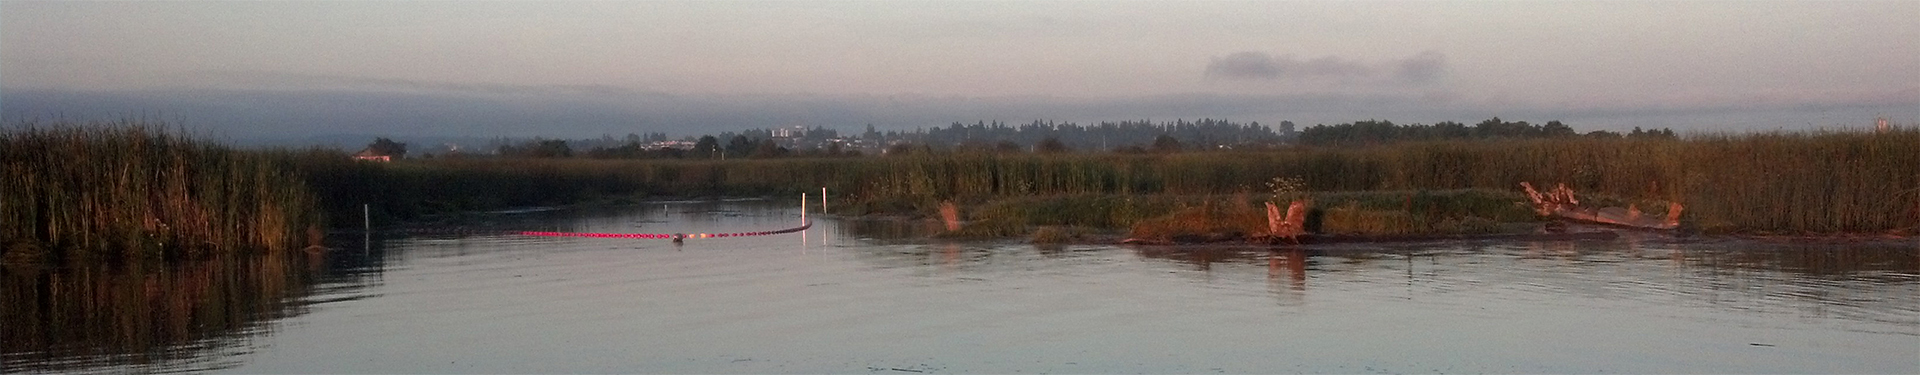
[1520,182,1682,230]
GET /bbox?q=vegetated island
[4,118,1916,265]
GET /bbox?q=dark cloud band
[1205,50,1448,85]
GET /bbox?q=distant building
[352,147,394,162]
[649,140,696,150]
[772,126,809,138]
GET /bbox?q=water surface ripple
[3,201,1915,374]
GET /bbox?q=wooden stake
[362,203,370,255]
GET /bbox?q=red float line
[516,220,812,240]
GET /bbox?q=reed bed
[7,121,1909,261]
[937,194,1228,238]
[360,128,1917,234]
[1123,197,1270,241]
[1301,189,1528,236]
[1,122,322,262]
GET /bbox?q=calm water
[4,201,1917,374]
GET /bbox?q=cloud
[1392,51,1447,84]
[1292,56,1376,78]
[1203,52,1284,80]
[186,71,658,97]
[1205,51,1448,85]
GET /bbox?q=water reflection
[833,213,1918,331]
[1,251,317,374]
[834,217,945,242]
[1675,242,1919,279]
[0,228,397,375]
[7,201,1914,373]
[1665,243,1920,328]
[1123,240,1920,331]
[1270,248,1307,292]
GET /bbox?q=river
[4,200,1916,374]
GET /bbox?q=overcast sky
[4,1,1915,141]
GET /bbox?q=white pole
[821,187,828,213]
[362,203,371,254]
[801,193,807,224]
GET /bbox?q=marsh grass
[1027,226,1084,244]
[1318,202,1419,236]
[936,194,1182,238]
[1125,198,1268,241]
[1102,189,1527,240]
[12,121,1908,260]
[2,122,320,262]
[338,128,1916,235]
[1305,189,1535,235]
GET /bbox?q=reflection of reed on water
[1133,246,1329,274]
[1664,244,1920,328]
[835,217,946,242]
[1130,241,1919,328]
[1672,244,1920,280]
[1,251,321,374]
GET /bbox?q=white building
[772,126,809,138]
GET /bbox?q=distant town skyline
[4,1,1914,141]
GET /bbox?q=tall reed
[1,121,321,262]
[346,129,1916,234]
[29,121,1902,261]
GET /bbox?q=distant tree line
[495,138,575,158]
[447,118,1288,160]
[415,117,1674,160]
[1297,118,1676,146]
[365,137,408,158]
[480,134,857,160]
[900,119,1290,152]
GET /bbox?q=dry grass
[2,121,321,262]
[14,120,1907,260]
[328,128,1917,235]
[1126,199,1269,242]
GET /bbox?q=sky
[3,1,1916,142]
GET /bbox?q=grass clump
[938,218,1029,239]
[288,129,1916,235]
[1,121,322,262]
[1126,199,1268,242]
[1319,202,1419,236]
[1028,226,1084,244]
[1307,189,1536,235]
[1119,189,1532,240]
[968,194,1186,228]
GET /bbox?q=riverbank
[5,120,1914,264]
[309,127,1919,237]
[11,199,1914,374]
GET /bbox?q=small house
[352,148,393,162]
